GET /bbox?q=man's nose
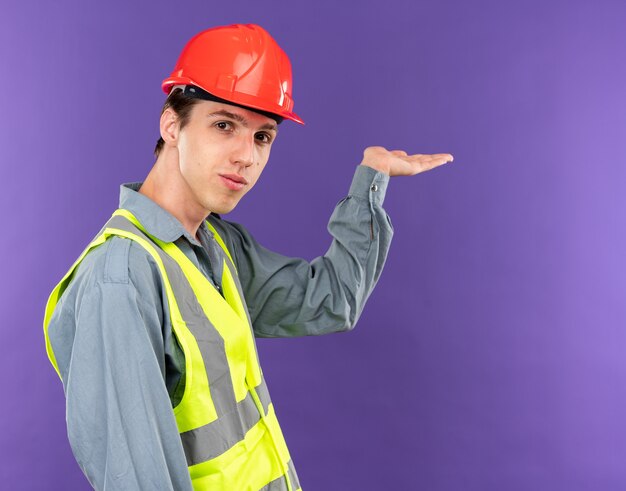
[231,134,255,168]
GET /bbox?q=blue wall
[2,0,625,489]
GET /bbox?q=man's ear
[160,108,180,147]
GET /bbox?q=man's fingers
[390,150,453,162]
[407,153,453,161]
[430,153,454,162]
[405,154,453,175]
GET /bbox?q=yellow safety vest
[43,209,301,491]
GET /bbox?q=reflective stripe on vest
[43,209,302,491]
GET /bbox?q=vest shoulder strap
[112,209,237,272]
[205,217,236,269]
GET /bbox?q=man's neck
[139,159,209,241]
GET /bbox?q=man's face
[174,99,278,215]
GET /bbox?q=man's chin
[210,201,239,216]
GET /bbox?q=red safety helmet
[162,24,304,125]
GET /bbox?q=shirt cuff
[348,165,390,206]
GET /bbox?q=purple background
[2,0,625,489]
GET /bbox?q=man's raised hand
[360,146,454,176]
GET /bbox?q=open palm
[360,146,454,176]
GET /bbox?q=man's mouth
[219,174,248,191]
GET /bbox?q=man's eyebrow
[207,109,278,132]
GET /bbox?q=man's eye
[256,133,272,144]
[215,121,233,131]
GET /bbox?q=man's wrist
[349,164,390,205]
[359,161,390,176]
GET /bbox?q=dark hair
[154,88,202,158]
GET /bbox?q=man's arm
[213,164,393,337]
[48,238,193,491]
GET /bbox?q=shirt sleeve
[47,237,193,491]
[217,164,394,337]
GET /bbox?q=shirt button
[370,184,379,192]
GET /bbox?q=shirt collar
[119,182,212,244]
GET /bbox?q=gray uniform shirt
[48,164,393,491]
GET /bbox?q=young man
[44,24,453,491]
